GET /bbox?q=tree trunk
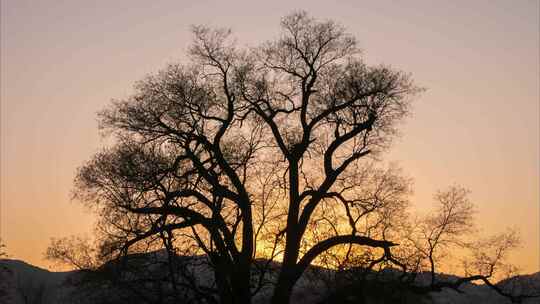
[232,281,252,304]
[271,270,295,304]
[214,261,252,304]
[231,264,252,304]
[270,158,302,304]
[215,270,234,304]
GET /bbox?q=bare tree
[67,11,419,304]
[47,236,99,271]
[417,186,476,286]
[54,11,531,304]
[0,238,7,258]
[0,239,13,302]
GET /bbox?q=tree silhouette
[0,239,13,302]
[58,11,532,304]
[0,239,7,258]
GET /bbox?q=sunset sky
[1,0,538,274]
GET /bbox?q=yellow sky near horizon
[1,0,538,274]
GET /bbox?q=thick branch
[295,235,397,280]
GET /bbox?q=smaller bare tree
[0,239,7,258]
[0,240,13,303]
[397,186,538,303]
[417,186,476,286]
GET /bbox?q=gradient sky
[1,0,538,273]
